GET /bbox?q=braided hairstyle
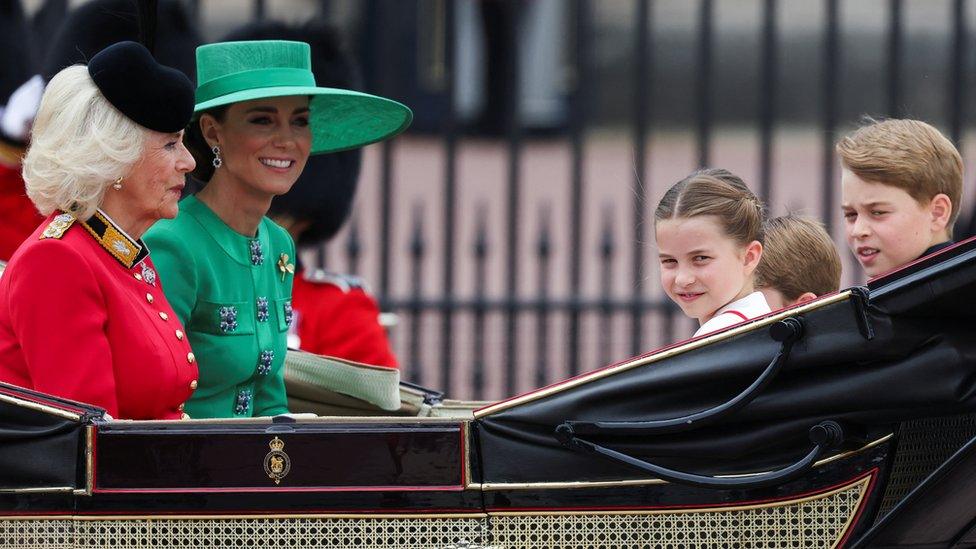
[655,168,766,246]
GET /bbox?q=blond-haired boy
[837,118,962,277]
[755,215,841,309]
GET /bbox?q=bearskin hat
[0,1,41,146]
[30,0,68,67]
[42,0,200,82]
[0,1,36,105]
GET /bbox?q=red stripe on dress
[726,310,749,321]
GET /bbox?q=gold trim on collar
[80,210,142,269]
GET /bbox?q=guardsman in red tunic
[0,2,46,260]
[291,269,398,368]
[0,41,200,419]
[0,142,43,261]
[0,75,46,261]
[226,21,400,368]
[0,0,201,263]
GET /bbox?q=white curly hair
[23,65,148,221]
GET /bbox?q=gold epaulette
[40,213,75,240]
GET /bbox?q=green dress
[144,195,294,418]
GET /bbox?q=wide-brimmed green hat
[194,40,412,154]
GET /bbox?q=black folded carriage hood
[474,239,976,485]
[0,383,104,492]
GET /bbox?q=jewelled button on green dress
[144,195,295,418]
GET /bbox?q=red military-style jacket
[0,210,199,419]
[291,269,399,369]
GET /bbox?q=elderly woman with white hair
[0,42,200,420]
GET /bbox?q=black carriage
[3,240,976,548]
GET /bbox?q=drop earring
[212,145,222,169]
[112,176,123,190]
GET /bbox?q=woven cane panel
[0,519,73,549]
[0,516,487,549]
[877,413,976,520]
[490,477,869,549]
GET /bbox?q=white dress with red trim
[693,291,772,338]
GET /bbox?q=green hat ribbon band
[195,67,315,105]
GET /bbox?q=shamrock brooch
[277,253,295,281]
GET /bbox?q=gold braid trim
[79,211,140,268]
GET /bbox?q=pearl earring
[112,176,123,190]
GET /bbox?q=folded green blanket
[284,350,401,411]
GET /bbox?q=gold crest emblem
[263,436,291,484]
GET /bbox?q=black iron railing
[185,0,972,400]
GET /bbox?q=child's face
[657,215,762,324]
[841,169,950,277]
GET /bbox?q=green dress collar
[180,195,268,267]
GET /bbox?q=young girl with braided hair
[655,168,771,338]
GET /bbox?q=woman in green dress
[145,40,411,418]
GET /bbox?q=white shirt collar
[714,291,770,318]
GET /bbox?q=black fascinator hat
[88,41,194,133]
